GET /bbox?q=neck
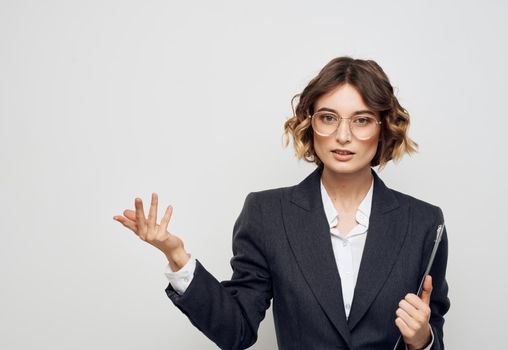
[320,166,373,213]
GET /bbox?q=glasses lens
[313,112,339,135]
[350,116,379,139]
[312,112,379,139]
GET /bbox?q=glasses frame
[308,111,382,139]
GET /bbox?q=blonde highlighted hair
[283,56,418,168]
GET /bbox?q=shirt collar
[320,175,374,229]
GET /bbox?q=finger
[399,298,419,318]
[124,209,136,221]
[160,205,173,233]
[405,293,428,310]
[399,298,429,323]
[113,215,138,233]
[395,317,414,338]
[396,307,419,330]
[421,275,433,304]
[147,192,158,232]
[135,198,147,237]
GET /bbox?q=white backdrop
[1,0,507,349]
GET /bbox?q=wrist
[165,248,190,271]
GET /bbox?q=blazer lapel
[347,170,410,331]
[281,167,353,348]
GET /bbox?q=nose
[335,118,352,144]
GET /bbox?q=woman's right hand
[113,193,190,270]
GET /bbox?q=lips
[332,149,355,155]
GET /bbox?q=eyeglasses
[309,111,382,140]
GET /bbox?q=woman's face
[312,83,381,176]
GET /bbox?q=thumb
[421,275,433,304]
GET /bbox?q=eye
[353,116,373,126]
[318,113,337,123]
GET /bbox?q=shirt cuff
[164,256,196,295]
[404,324,434,350]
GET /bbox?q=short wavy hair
[283,56,418,168]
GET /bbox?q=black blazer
[165,167,450,350]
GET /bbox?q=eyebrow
[316,107,377,116]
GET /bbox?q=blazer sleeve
[424,206,451,350]
[164,192,273,350]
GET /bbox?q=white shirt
[164,175,433,348]
[320,177,372,319]
[320,177,433,349]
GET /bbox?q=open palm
[113,193,184,256]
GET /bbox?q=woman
[113,56,450,350]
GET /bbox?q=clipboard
[392,223,445,350]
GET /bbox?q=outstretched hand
[395,275,433,350]
[113,193,189,270]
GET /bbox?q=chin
[329,166,365,175]
[322,157,372,176]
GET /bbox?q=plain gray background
[1,0,507,349]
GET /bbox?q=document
[392,223,446,350]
